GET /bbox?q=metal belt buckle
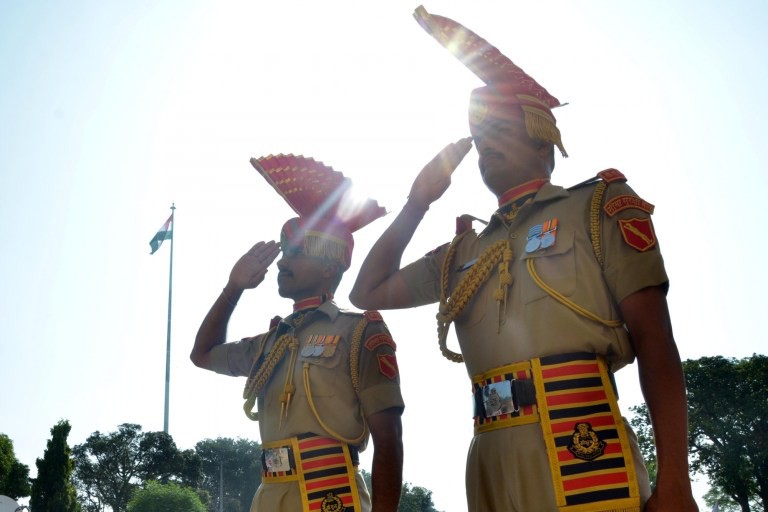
[264,446,292,472]
[482,379,518,418]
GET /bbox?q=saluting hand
[228,240,281,291]
[408,137,473,209]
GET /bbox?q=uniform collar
[480,181,569,236]
[497,178,549,208]
[293,293,334,312]
[283,299,340,325]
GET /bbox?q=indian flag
[149,214,173,254]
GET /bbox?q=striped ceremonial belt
[261,433,362,512]
[471,360,539,434]
[533,353,641,512]
[471,353,641,512]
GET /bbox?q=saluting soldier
[350,6,697,512]
[192,155,404,512]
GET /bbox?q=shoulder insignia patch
[364,310,384,323]
[364,333,396,351]
[269,315,282,330]
[618,218,657,251]
[597,168,627,184]
[604,195,655,217]
[377,353,399,379]
[568,422,607,461]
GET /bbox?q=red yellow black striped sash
[261,433,362,511]
[533,353,640,512]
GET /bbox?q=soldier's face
[276,245,331,300]
[470,116,549,196]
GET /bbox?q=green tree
[126,481,205,512]
[398,482,441,512]
[628,355,768,512]
[0,433,31,499]
[73,423,201,512]
[194,437,261,512]
[361,469,442,512]
[29,420,80,512]
[685,355,768,512]
[628,404,657,489]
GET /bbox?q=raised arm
[619,285,698,512]
[190,240,281,369]
[349,137,473,310]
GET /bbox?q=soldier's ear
[322,261,341,280]
[536,141,555,171]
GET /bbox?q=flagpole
[164,203,175,434]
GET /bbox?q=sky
[1,1,766,510]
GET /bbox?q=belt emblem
[264,447,291,473]
[320,492,345,512]
[482,380,515,417]
[567,422,606,461]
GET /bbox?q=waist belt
[472,352,641,512]
[472,359,540,433]
[261,433,362,512]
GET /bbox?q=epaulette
[568,168,627,191]
[268,315,282,330]
[337,309,384,322]
[363,310,384,323]
[598,168,627,183]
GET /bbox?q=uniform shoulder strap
[580,169,627,269]
[349,314,375,394]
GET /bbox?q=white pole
[163,203,175,433]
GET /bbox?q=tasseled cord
[437,237,511,362]
[492,242,513,333]
[278,337,300,428]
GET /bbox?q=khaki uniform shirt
[401,179,667,378]
[400,178,663,511]
[207,301,404,511]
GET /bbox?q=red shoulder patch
[598,168,627,183]
[618,218,657,251]
[377,353,399,379]
[269,315,282,330]
[364,311,384,323]
[364,333,397,351]
[604,195,655,217]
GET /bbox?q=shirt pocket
[520,227,577,304]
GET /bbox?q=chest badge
[300,335,340,358]
[568,422,607,461]
[525,218,558,253]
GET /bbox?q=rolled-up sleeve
[206,335,264,377]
